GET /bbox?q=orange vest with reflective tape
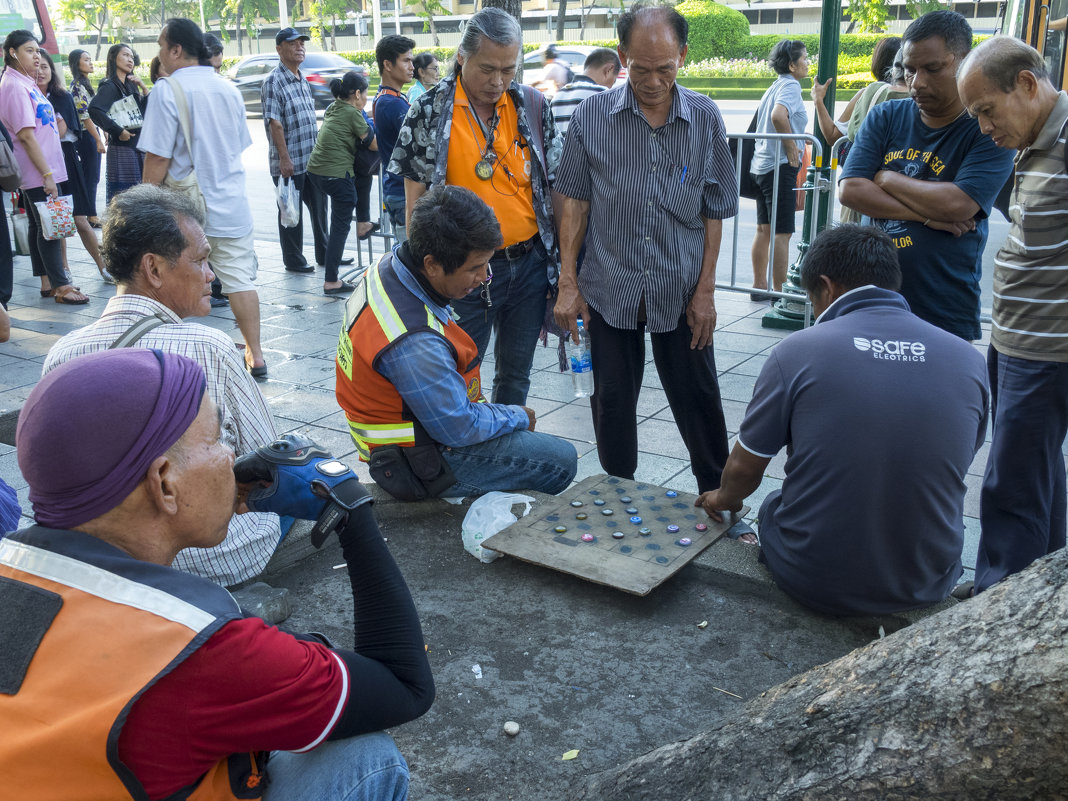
[335,252,483,461]
[0,527,265,801]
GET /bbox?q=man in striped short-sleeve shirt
[958,38,1068,592]
[549,48,620,137]
[553,4,737,492]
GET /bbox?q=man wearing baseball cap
[0,348,434,800]
[263,27,334,276]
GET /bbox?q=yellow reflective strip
[337,327,353,381]
[426,308,444,334]
[367,266,407,342]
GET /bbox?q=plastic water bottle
[569,318,594,398]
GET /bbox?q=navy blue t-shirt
[842,100,1015,340]
[373,88,410,200]
[739,287,989,616]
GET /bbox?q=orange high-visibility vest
[0,527,265,801]
[335,253,483,461]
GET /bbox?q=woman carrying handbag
[0,30,88,304]
[89,42,146,203]
[67,49,105,226]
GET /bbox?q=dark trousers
[354,172,372,224]
[23,187,70,291]
[273,172,327,269]
[585,305,729,492]
[0,208,11,307]
[309,173,354,283]
[976,347,1068,592]
[75,129,100,218]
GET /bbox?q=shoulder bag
[159,78,208,220]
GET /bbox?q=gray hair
[456,7,521,66]
[102,184,205,283]
[962,35,1049,92]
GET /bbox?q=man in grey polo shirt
[697,225,988,616]
[958,38,1068,593]
[262,27,329,274]
[553,4,737,493]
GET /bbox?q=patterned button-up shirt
[554,82,738,332]
[387,75,563,282]
[261,63,318,176]
[42,295,281,587]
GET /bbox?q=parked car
[229,52,369,113]
[522,45,627,97]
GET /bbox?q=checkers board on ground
[481,474,746,596]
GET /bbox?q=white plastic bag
[461,491,534,564]
[276,177,300,228]
[34,195,75,240]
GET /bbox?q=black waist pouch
[368,443,456,501]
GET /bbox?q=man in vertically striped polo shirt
[957,38,1068,592]
[553,4,737,492]
[550,48,620,137]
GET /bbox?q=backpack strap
[108,312,172,349]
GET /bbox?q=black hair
[584,47,621,73]
[105,43,135,81]
[203,32,224,59]
[41,55,64,96]
[161,17,207,65]
[330,70,369,100]
[413,51,437,82]
[871,37,901,82]
[544,43,559,59]
[902,10,973,60]
[102,184,205,283]
[149,55,166,83]
[617,3,688,54]
[375,34,416,73]
[4,30,40,70]
[408,185,502,274]
[966,36,1049,92]
[799,224,901,294]
[67,49,94,95]
[769,39,807,75]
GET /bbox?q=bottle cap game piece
[639,527,651,536]
[625,507,638,514]
[667,524,680,533]
[620,496,632,503]
[665,490,678,498]
[629,516,642,524]
[570,500,583,507]
[695,523,708,532]
[594,499,606,506]
[576,513,588,520]
[554,525,567,533]
[601,509,613,516]
[676,537,692,547]
[581,533,595,542]
[611,531,625,539]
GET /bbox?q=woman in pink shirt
[0,30,88,304]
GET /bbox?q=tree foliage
[846,0,948,33]
[415,0,449,47]
[675,0,750,62]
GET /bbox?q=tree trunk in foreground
[581,551,1068,801]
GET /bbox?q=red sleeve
[119,618,349,800]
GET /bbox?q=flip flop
[54,287,90,305]
[40,288,55,298]
[357,222,381,241]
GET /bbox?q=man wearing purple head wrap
[0,348,433,801]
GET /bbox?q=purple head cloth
[16,349,206,529]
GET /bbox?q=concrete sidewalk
[0,227,993,582]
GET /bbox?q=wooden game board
[481,474,746,596]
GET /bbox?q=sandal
[88,217,102,229]
[98,268,116,285]
[54,286,90,305]
[40,288,55,298]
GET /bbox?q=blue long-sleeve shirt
[375,254,530,447]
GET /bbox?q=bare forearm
[874,171,980,222]
[718,444,770,508]
[268,119,290,162]
[141,153,171,186]
[404,178,428,228]
[839,177,924,222]
[698,217,722,291]
[554,192,589,286]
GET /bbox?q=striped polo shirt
[550,76,605,137]
[992,91,1068,362]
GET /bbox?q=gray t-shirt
[740,286,989,615]
[751,74,807,176]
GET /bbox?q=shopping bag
[276,177,300,228]
[34,195,75,240]
[460,491,535,564]
[11,209,29,255]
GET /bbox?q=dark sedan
[229,52,368,113]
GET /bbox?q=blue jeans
[309,173,355,282]
[452,242,550,406]
[265,732,409,801]
[439,429,577,497]
[383,193,406,245]
[976,348,1068,592]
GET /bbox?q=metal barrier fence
[345,130,840,329]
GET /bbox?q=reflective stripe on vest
[346,420,416,461]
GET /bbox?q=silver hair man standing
[552,3,737,493]
[957,37,1068,593]
[387,7,562,407]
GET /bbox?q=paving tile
[268,386,343,425]
[727,352,771,378]
[716,372,758,404]
[537,402,596,444]
[636,418,688,459]
[0,449,27,490]
[713,330,784,355]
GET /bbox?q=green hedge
[677,0,750,61]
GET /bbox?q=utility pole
[372,0,383,43]
[762,0,840,330]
